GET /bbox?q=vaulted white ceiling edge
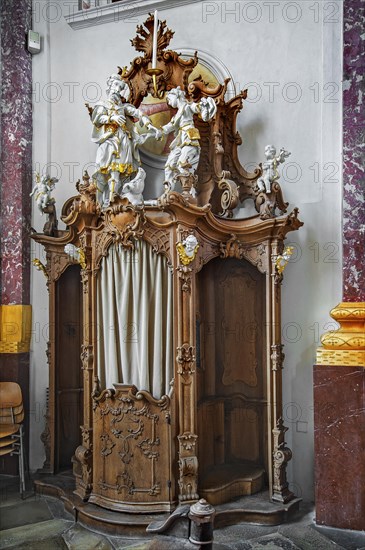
[65,0,204,30]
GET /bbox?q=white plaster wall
[30,0,343,501]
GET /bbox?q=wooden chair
[0,382,26,497]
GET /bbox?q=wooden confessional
[32,16,303,526]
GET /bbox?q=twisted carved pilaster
[178,433,199,502]
[272,417,293,503]
[271,344,285,371]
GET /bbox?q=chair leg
[19,425,26,498]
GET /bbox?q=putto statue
[30,173,58,214]
[176,234,199,265]
[121,166,146,205]
[257,145,291,193]
[161,87,217,191]
[91,74,161,207]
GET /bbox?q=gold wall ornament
[78,247,87,270]
[316,302,365,367]
[32,258,48,279]
[0,305,32,354]
[275,246,294,274]
[176,237,199,266]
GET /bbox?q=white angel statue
[91,74,161,207]
[257,145,291,193]
[121,167,146,205]
[161,87,217,191]
[30,174,58,214]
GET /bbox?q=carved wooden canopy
[104,15,288,218]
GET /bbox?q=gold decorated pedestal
[0,305,32,354]
[316,302,365,367]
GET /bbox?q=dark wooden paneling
[55,265,83,472]
[197,257,267,499]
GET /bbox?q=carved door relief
[197,257,267,505]
[90,385,173,512]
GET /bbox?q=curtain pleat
[96,240,173,398]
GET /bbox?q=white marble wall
[31,0,343,500]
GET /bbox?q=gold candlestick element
[145,67,164,98]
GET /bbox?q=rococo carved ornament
[218,177,240,218]
[176,234,199,266]
[271,344,285,371]
[176,344,196,376]
[272,417,293,503]
[81,344,94,371]
[102,198,146,250]
[220,235,268,273]
[220,233,245,259]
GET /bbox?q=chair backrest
[0,382,24,424]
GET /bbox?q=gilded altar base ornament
[317,302,365,367]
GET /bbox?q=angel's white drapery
[96,240,173,398]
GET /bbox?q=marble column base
[314,365,365,530]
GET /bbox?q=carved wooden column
[176,224,199,502]
[270,239,293,503]
[30,242,73,474]
[74,228,94,501]
[44,271,56,473]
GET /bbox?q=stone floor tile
[278,523,345,550]
[62,523,114,549]
[214,523,279,543]
[248,533,301,549]
[313,524,365,550]
[45,496,75,521]
[4,536,69,549]
[0,499,52,530]
[0,518,72,549]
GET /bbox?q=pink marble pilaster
[0,0,33,305]
[342,0,365,301]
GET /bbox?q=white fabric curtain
[96,240,173,398]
